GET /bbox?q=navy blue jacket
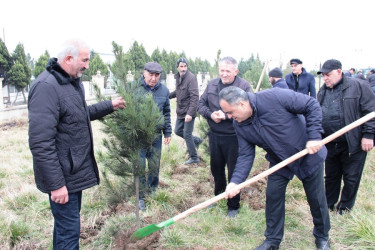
[139,77,172,137]
[273,78,289,89]
[231,88,327,184]
[285,68,316,98]
[28,58,114,193]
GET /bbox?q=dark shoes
[254,241,279,250]
[138,199,146,211]
[315,239,330,250]
[185,158,200,164]
[227,209,239,218]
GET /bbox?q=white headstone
[166,71,176,92]
[91,71,105,95]
[126,70,134,83]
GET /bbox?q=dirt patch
[0,119,28,131]
[240,161,269,210]
[114,225,161,249]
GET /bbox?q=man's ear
[64,55,74,64]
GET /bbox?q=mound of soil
[0,119,28,130]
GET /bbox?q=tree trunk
[12,91,19,105]
[22,89,26,104]
[135,174,140,229]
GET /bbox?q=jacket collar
[46,58,79,86]
[140,76,161,91]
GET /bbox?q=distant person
[221,86,330,250]
[138,62,172,211]
[354,70,367,81]
[28,39,125,249]
[368,69,375,92]
[285,58,316,98]
[169,58,202,165]
[198,56,251,218]
[349,67,356,77]
[268,67,289,89]
[317,59,375,214]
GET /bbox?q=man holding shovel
[221,86,330,250]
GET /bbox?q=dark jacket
[273,78,289,89]
[368,74,375,88]
[231,88,327,183]
[169,70,199,119]
[317,75,375,154]
[28,58,114,194]
[285,68,316,98]
[198,76,251,135]
[139,77,172,137]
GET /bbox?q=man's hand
[112,97,126,110]
[164,136,171,145]
[306,140,323,154]
[211,110,226,123]
[361,138,374,152]
[51,186,69,204]
[185,114,192,123]
[225,182,240,199]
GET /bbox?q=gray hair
[57,39,90,63]
[219,56,238,70]
[219,86,249,105]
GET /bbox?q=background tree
[128,41,150,79]
[33,50,50,79]
[95,42,164,227]
[110,41,135,83]
[81,53,109,83]
[0,38,13,103]
[7,43,31,103]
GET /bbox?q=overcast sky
[1,0,374,71]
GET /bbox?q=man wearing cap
[268,67,289,89]
[285,58,316,98]
[169,58,202,164]
[317,59,375,214]
[198,56,252,218]
[138,62,172,211]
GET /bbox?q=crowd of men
[27,38,375,250]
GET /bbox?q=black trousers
[264,164,330,246]
[209,132,240,210]
[325,142,367,211]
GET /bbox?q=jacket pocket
[59,143,91,175]
[69,144,91,175]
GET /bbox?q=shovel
[131,111,375,240]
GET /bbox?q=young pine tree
[94,42,163,227]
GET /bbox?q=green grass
[1,115,375,249]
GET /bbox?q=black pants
[325,142,367,211]
[264,164,330,246]
[209,132,240,210]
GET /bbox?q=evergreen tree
[33,50,50,79]
[0,38,12,83]
[81,53,109,82]
[110,41,135,82]
[7,43,31,103]
[96,42,164,226]
[128,41,150,79]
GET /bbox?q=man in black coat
[198,57,252,218]
[317,59,375,214]
[28,39,125,249]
